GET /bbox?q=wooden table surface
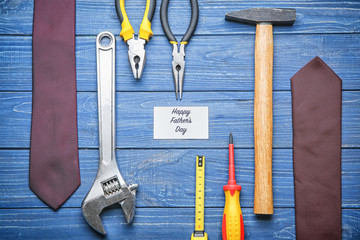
[1,0,359,239]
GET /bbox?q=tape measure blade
[195,156,205,232]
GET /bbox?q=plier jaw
[160,0,199,99]
[116,0,156,79]
[172,43,186,100]
[127,36,146,79]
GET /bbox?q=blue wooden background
[0,0,359,239]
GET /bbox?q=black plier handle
[160,0,199,45]
[115,0,156,42]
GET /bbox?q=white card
[154,107,209,139]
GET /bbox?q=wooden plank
[1,0,359,238]
[0,91,359,149]
[0,149,358,208]
[0,0,359,35]
[1,34,359,91]
[0,208,359,239]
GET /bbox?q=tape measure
[191,156,208,240]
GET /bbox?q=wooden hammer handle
[253,23,274,215]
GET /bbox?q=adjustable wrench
[82,31,138,235]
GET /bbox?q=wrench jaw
[82,184,138,235]
[82,197,107,235]
[119,185,137,223]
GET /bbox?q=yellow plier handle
[115,0,156,42]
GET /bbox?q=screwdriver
[222,133,244,240]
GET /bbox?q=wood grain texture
[0,91,359,148]
[254,24,274,215]
[0,149,359,209]
[1,34,360,92]
[0,208,359,239]
[0,0,360,35]
[0,0,359,238]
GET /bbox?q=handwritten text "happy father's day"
[170,108,193,135]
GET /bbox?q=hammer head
[226,8,296,26]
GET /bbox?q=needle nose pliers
[160,0,199,100]
[115,0,156,79]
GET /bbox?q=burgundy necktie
[291,57,342,239]
[30,0,80,210]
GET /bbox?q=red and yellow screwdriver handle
[222,184,244,240]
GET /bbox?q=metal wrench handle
[82,32,137,235]
[96,32,126,186]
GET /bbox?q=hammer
[225,8,296,215]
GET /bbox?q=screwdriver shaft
[222,133,244,240]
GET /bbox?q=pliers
[115,0,156,79]
[160,0,199,100]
